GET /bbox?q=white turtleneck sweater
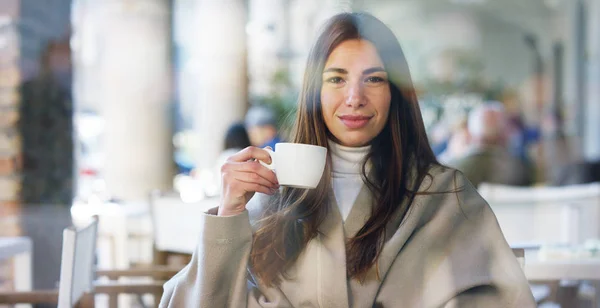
[329,140,371,221]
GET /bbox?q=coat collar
[317,179,421,307]
[316,165,436,307]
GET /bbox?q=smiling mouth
[338,115,373,129]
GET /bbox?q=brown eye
[326,76,344,84]
[365,76,385,83]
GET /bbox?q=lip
[338,115,373,129]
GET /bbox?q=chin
[339,135,373,147]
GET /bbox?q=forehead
[325,39,384,68]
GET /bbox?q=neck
[328,140,371,175]
[328,140,371,221]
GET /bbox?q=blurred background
[1,0,600,307]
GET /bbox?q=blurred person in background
[448,102,533,187]
[554,160,600,185]
[161,12,534,307]
[506,115,539,164]
[188,123,252,197]
[19,39,74,205]
[500,90,541,166]
[215,122,252,171]
[245,105,282,149]
[541,108,586,184]
[429,118,452,156]
[437,118,470,164]
[224,122,252,155]
[173,131,196,175]
[212,122,253,196]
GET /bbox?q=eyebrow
[323,67,386,75]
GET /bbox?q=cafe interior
[1,0,600,307]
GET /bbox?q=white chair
[58,215,99,307]
[0,216,98,307]
[0,215,178,308]
[0,236,33,308]
[70,199,152,270]
[67,216,177,308]
[479,182,600,246]
[150,190,220,258]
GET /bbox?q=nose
[345,81,365,108]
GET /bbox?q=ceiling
[353,0,565,34]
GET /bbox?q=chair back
[57,215,99,308]
[511,248,525,269]
[479,182,600,246]
[150,191,219,254]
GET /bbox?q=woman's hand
[218,146,279,216]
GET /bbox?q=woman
[160,13,534,307]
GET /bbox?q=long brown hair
[250,12,438,287]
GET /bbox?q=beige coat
[159,166,535,307]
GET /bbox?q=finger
[237,181,276,195]
[234,171,278,189]
[228,146,272,164]
[231,161,279,186]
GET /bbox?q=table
[0,237,32,308]
[524,249,600,281]
[524,249,600,307]
[525,258,600,282]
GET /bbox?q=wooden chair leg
[153,289,164,308]
[556,282,580,308]
[153,249,168,266]
[76,293,95,308]
[166,252,191,268]
[109,293,118,308]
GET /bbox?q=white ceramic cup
[260,143,327,189]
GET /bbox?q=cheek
[367,90,391,120]
[320,89,341,120]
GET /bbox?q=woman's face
[320,39,391,147]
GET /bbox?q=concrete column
[288,0,351,87]
[585,0,600,160]
[247,0,289,96]
[75,0,173,201]
[179,0,248,170]
[559,0,586,137]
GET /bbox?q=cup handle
[259,148,275,170]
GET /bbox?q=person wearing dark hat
[244,105,282,149]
